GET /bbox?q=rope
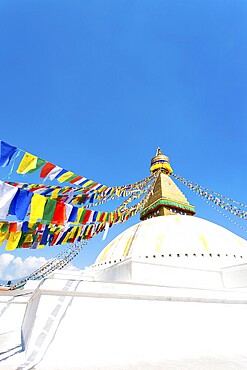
[10,242,85,290]
[172,172,247,225]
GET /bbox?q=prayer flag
[68,206,78,222]
[0,181,18,219]
[10,189,34,221]
[81,180,94,189]
[54,169,67,179]
[78,208,86,223]
[0,232,9,246]
[9,222,18,232]
[6,231,22,250]
[52,202,66,225]
[102,223,109,241]
[99,212,106,222]
[17,152,38,174]
[86,210,93,224]
[45,165,63,181]
[70,176,83,184]
[40,162,56,178]
[42,198,57,224]
[40,225,50,245]
[57,171,75,183]
[92,211,98,222]
[51,188,61,199]
[65,203,73,220]
[9,189,20,216]
[29,193,47,224]
[21,221,29,233]
[27,158,46,173]
[0,141,17,167]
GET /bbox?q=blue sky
[0,1,246,279]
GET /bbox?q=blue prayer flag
[0,141,17,167]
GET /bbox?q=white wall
[0,291,32,364]
[94,259,223,290]
[29,294,247,370]
[3,259,247,370]
[132,260,223,289]
[221,264,247,288]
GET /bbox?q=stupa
[1,149,247,370]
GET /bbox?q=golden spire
[140,149,195,220]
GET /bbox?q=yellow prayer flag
[61,231,71,244]
[17,152,38,174]
[76,208,84,223]
[96,185,105,193]
[85,225,93,236]
[0,232,9,246]
[76,225,82,236]
[82,180,94,188]
[24,234,33,243]
[6,231,22,251]
[57,171,75,183]
[51,188,60,199]
[69,226,78,238]
[29,193,47,224]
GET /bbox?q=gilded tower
[140,148,195,220]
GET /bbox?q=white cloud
[0,253,15,278]
[0,253,79,282]
[64,264,80,272]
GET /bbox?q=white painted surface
[1,215,247,369]
[94,259,224,289]
[0,288,34,368]
[95,215,247,269]
[1,270,247,370]
[30,296,247,370]
[222,264,247,288]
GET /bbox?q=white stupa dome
[94,215,247,269]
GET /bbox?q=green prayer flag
[42,199,57,224]
[79,209,87,223]
[27,158,46,174]
[66,174,78,182]
[17,233,27,249]
[1,223,9,232]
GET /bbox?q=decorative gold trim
[140,198,195,218]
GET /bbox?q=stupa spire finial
[156,147,163,156]
[150,148,173,175]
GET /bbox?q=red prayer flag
[81,210,92,224]
[40,162,56,178]
[9,222,18,232]
[70,175,83,184]
[52,202,66,225]
[22,244,31,249]
[50,232,60,246]
[99,212,106,223]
